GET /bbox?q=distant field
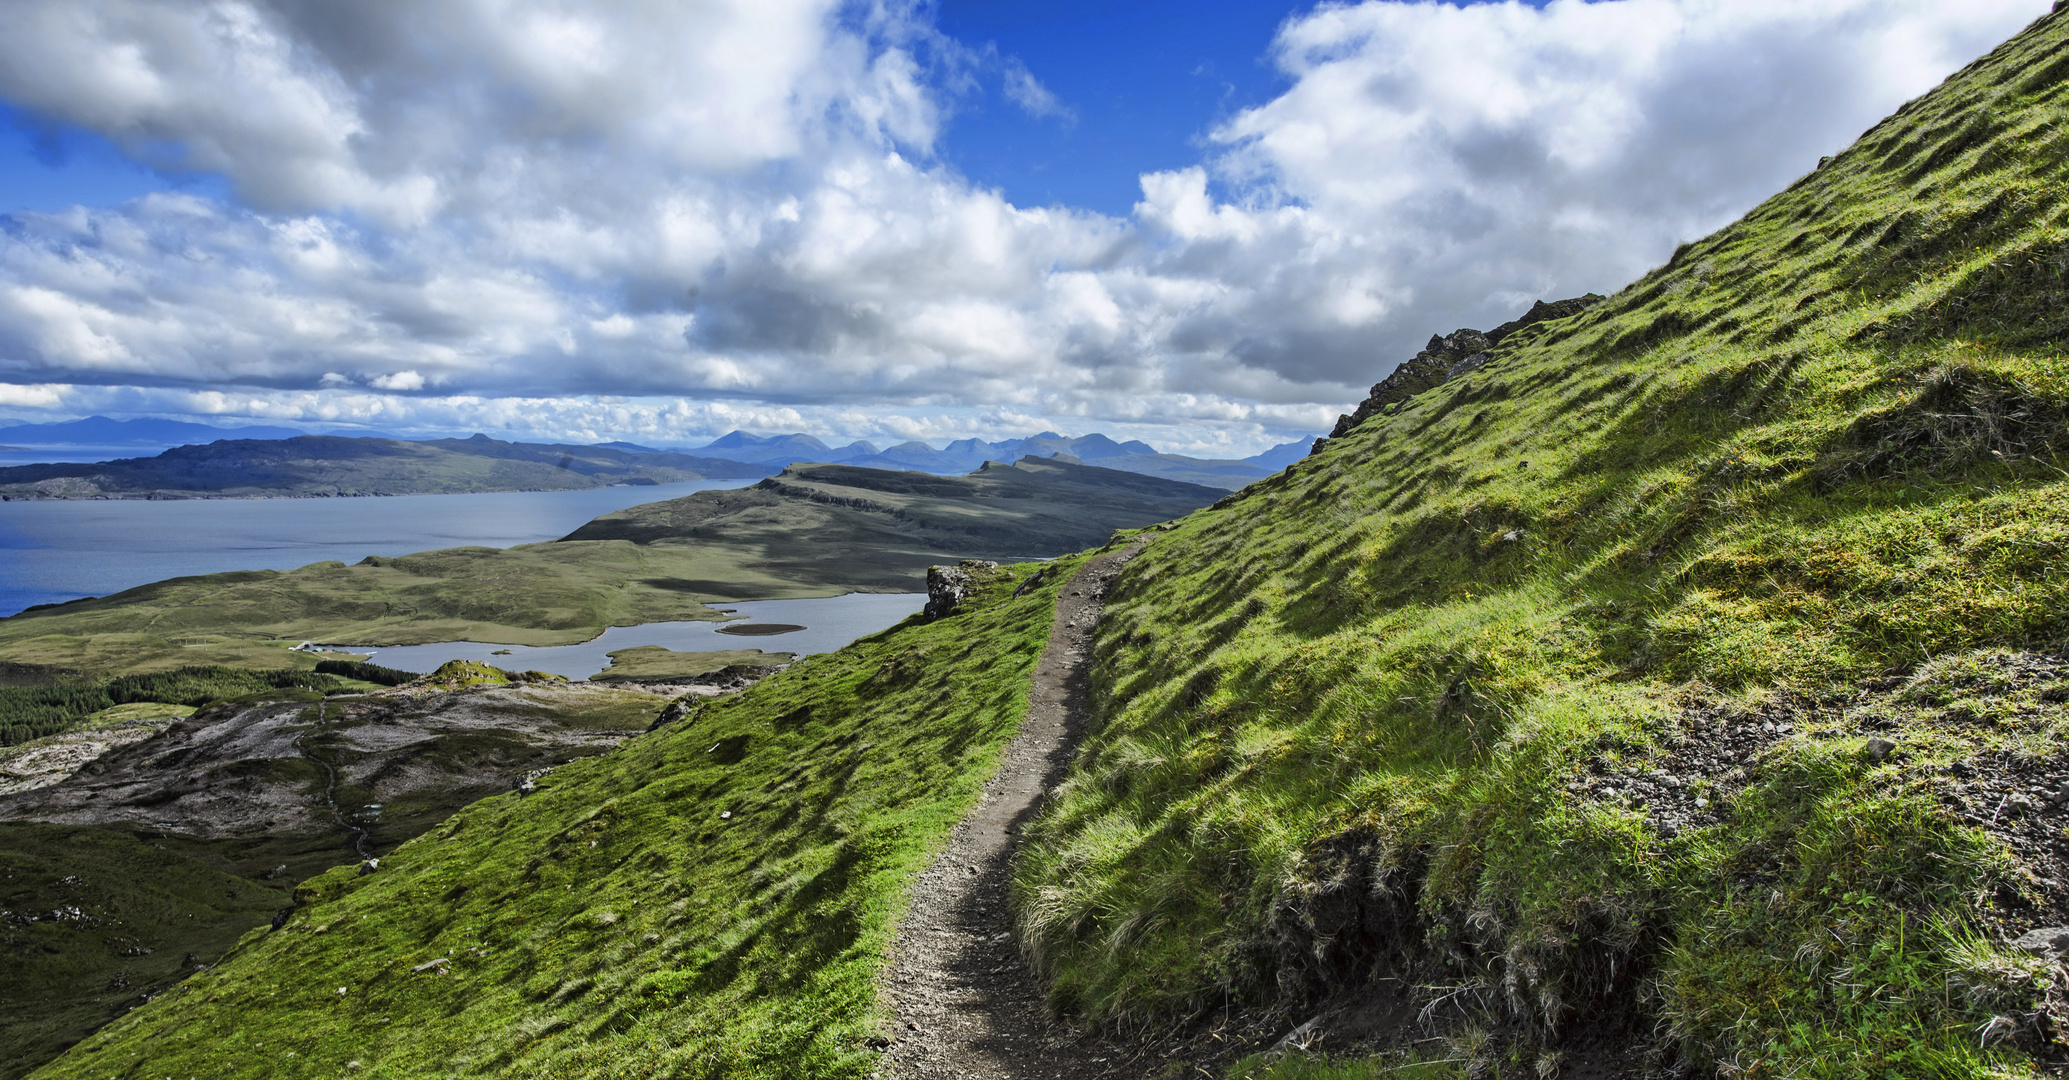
[591,647,792,682]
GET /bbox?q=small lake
[349,592,927,680]
[0,479,760,617]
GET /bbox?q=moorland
[12,8,2069,1080]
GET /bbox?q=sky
[0,0,2051,457]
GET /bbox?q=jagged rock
[924,560,997,619]
[1318,295,1608,449]
[1485,294,1607,344]
[925,566,972,619]
[649,698,696,731]
[1864,737,1897,763]
[1446,352,1493,379]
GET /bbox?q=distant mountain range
[0,416,1316,492]
[0,434,772,499]
[0,415,312,446]
[677,430,1313,489]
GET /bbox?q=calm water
[0,445,165,466]
[0,480,759,616]
[351,592,927,680]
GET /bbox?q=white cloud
[0,0,2052,455]
[1002,59,1069,120]
[368,370,425,392]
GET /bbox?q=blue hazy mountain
[688,429,1320,490]
[0,415,309,446]
[689,431,882,465]
[1243,440,1314,472]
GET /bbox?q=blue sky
[0,0,2049,455]
[0,2,1313,220]
[933,0,1305,215]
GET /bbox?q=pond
[345,592,928,680]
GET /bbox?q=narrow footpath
[880,543,1148,1080]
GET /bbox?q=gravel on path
[880,542,1151,1080]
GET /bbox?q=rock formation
[924,560,1000,619]
[1314,294,1606,454]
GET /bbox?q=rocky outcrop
[1314,294,1607,452]
[924,560,999,619]
[0,683,657,844]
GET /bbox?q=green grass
[1008,10,2069,1077]
[0,824,353,1080]
[589,647,791,682]
[28,558,1083,1079]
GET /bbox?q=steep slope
[0,434,771,500]
[1012,9,2069,1076]
[24,561,1082,1080]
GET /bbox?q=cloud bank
[0,0,2049,450]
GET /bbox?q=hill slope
[1011,7,2069,1074]
[566,456,1219,559]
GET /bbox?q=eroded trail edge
[881,543,1146,1080]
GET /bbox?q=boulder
[924,560,998,619]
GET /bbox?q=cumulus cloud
[0,0,2051,451]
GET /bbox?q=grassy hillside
[1011,9,2069,1077]
[27,559,1077,1079]
[0,434,770,499]
[22,11,2069,1080]
[0,543,734,676]
[0,823,351,1080]
[564,456,1221,581]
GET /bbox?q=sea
[0,479,763,617]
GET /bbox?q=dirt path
[880,543,1149,1080]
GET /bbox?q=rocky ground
[0,715,184,798]
[0,681,692,851]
